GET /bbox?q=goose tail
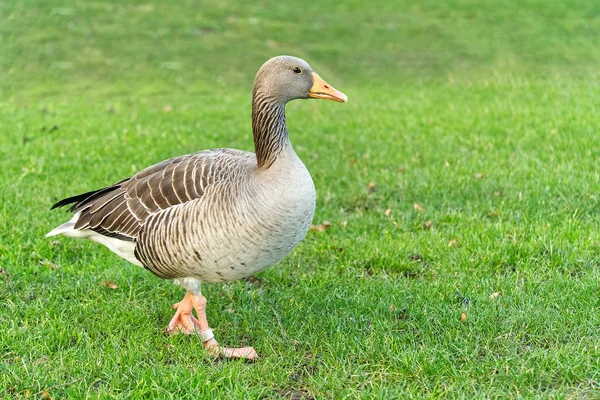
[46,213,86,237]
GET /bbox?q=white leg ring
[199,328,214,342]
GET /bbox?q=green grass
[2,0,600,398]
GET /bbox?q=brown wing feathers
[50,184,124,211]
[50,151,237,242]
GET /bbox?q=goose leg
[165,292,199,334]
[166,291,258,360]
[190,293,258,360]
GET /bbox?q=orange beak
[309,72,348,103]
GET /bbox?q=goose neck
[252,90,290,169]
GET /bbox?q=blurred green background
[3,0,599,98]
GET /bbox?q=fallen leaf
[100,280,118,289]
[310,221,331,232]
[489,292,501,300]
[475,172,485,179]
[368,181,376,193]
[162,104,173,112]
[42,389,51,399]
[390,304,395,311]
[397,167,406,173]
[488,210,501,218]
[24,389,31,398]
[460,312,467,324]
[384,208,392,216]
[423,220,433,230]
[413,203,424,212]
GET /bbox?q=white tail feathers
[46,213,82,237]
[46,222,76,237]
[46,212,141,266]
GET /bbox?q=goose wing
[50,149,254,241]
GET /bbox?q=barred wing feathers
[48,149,254,242]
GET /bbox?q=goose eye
[292,66,302,74]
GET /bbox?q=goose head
[253,55,347,104]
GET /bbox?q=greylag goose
[47,55,347,360]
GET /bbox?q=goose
[47,55,347,360]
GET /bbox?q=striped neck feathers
[252,88,290,169]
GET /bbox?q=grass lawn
[2,0,600,398]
